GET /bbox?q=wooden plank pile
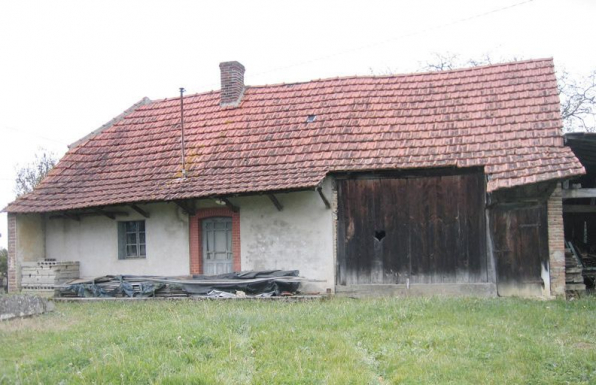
[578,252,596,284]
[565,243,586,295]
[21,260,80,295]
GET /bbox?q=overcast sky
[1,0,595,248]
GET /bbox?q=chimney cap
[219,61,245,70]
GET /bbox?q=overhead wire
[251,0,536,79]
[193,0,536,92]
[0,126,68,146]
[0,0,538,147]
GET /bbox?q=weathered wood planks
[336,170,487,286]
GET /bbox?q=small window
[118,221,146,259]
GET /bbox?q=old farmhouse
[4,59,585,298]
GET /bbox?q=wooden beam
[49,211,129,221]
[487,181,557,206]
[563,188,596,199]
[96,209,115,220]
[220,198,239,213]
[63,213,80,222]
[174,200,196,216]
[101,211,128,218]
[130,204,150,218]
[268,194,283,211]
[316,187,331,209]
[563,205,596,213]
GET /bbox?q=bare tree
[419,52,526,72]
[14,149,57,197]
[422,52,465,71]
[558,69,596,132]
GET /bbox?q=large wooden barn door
[337,172,487,286]
[490,204,549,296]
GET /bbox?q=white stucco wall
[43,179,336,292]
[16,213,45,262]
[237,179,335,293]
[45,203,190,277]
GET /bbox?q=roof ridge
[149,58,555,103]
[402,57,554,78]
[246,58,554,90]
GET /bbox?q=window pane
[139,232,146,244]
[126,221,138,232]
[127,245,137,257]
[215,230,226,251]
[215,222,226,230]
[140,245,146,256]
[139,221,145,231]
[126,233,137,245]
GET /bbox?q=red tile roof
[5,58,584,213]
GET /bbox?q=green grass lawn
[1,297,595,384]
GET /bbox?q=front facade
[8,180,336,293]
[6,173,571,297]
[5,59,584,297]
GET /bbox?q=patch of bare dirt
[0,312,77,333]
[573,341,594,350]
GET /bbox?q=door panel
[203,217,233,275]
[491,204,549,296]
[337,172,487,285]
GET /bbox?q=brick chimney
[219,61,245,107]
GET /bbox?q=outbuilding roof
[5,58,584,213]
